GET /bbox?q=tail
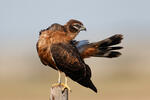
[79,34,123,58]
[70,64,97,93]
[78,64,97,93]
[77,78,97,93]
[88,80,97,93]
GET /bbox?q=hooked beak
[80,26,87,31]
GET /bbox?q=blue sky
[1,0,150,37]
[0,0,150,58]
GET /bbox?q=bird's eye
[72,24,81,30]
[73,24,81,28]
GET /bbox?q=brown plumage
[36,19,123,93]
[47,22,123,59]
[37,19,97,92]
[76,34,123,58]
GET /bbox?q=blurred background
[0,0,150,100]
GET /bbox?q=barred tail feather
[94,51,122,58]
[79,34,123,58]
[93,34,123,58]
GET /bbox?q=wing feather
[50,43,97,92]
[51,43,86,77]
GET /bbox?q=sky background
[0,0,150,100]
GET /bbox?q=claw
[51,82,72,92]
[52,71,71,92]
[61,83,72,92]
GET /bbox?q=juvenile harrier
[36,19,123,93]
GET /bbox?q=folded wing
[50,43,97,92]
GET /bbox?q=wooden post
[50,84,68,100]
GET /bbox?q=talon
[51,72,71,92]
[61,83,72,92]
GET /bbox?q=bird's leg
[62,76,72,92]
[52,71,62,87]
[65,76,67,85]
[52,72,71,92]
[58,70,61,83]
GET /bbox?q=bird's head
[65,19,86,33]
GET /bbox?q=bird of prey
[36,19,123,93]
[46,23,123,59]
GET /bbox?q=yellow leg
[52,72,71,92]
[52,71,62,87]
[62,76,72,92]
[58,71,61,83]
[65,76,67,85]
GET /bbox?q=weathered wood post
[50,84,68,100]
